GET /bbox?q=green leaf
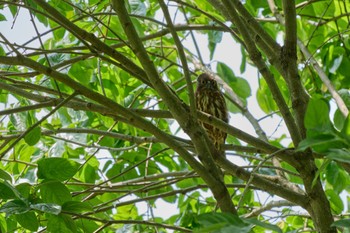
[0,214,7,233]
[304,98,332,130]
[0,200,29,215]
[0,13,6,21]
[341,114,350,142]
[217,62,251,99]
[24,127,41,146]
[16,183,31,199]
[62,201,93,213]
[240,46,246,73]
[326,148,350,163]
[30,203,62,215]
[326,162,347,193]
[39,180,72,205]
[312,159,331,188]
[15,211,39,231]
[326,189,344,214]
[332,219,350,228]
[0,169,12,182]
[0,181,18,200]
[0,45,5,56]
[68,60,94,85]
[37,157,80,181]
[217,62,235,83]
[334,109,346,130]
[243,218,282,233]
[47,214,77,233]
[297,134,342,152]
[329,55,343,74]
[195,212,252,233]
[114,204,138,220]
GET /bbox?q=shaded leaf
[47,214,76,233]
[62,201,93,213]
[0,181,19,200]
[0,169,12,182]
[243,218,282,233]
[16,211,39,231]
[37,158,80,181]
[0,200,29,215]
[304,98,332,130]
[39,180,72,205]
[332,219,350,228]
[195,212,252,233]
[326,148,350,163]
[24,127,41,146]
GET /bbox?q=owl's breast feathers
[195,86,228,149]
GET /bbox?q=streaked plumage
[195,73,228,154]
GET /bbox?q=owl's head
[196,73,218,91]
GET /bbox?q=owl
[195,73,228,154]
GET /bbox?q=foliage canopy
[1,0,350,232]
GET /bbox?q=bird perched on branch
[195,73,229,155]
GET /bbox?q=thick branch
[216,156,308,209]
[282,0,309,140]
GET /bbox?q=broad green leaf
[332,219,350,228]
[326,148,350,163]
[326,189,344,214]
[15,211,39,231]
[217,62,235,83]
[0,13,6,21]
[0,169,12,182]
[304,98,332,130]
[0,45,5,56]
[68,60,95,85]
[243,218,282,233]
[195,212,252,233]
[37,157,80,181]
[47,214,76,233]
[114,204,138,220]
[62,201,93,213]
[39,180,72,205]
[76,219,99,232]
[24,127,41,146]
[0,200,29,215]
[0,214,6,233]
[325,162,347,193]
[217,62,251,99]
[329,55,343,74]
[341,114,350,142]
[297,134,342,152]
[334,109,346,130]
[0,181,18,199]
[30,203,62,215]
[16,183,31,199]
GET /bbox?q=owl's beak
[206,82,214,90]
